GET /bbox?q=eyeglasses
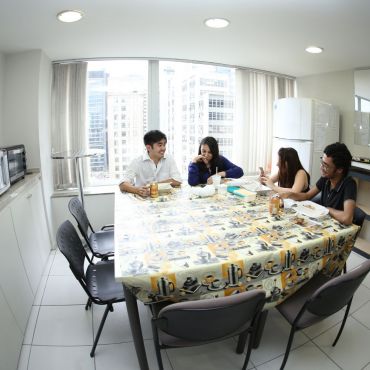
[320,157,334,171]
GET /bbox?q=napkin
[191,185,216,197]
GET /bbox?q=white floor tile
[28,345,94,370]
[349,284,370,314]
[302,310,346,339]
[33,305,93,346]
[346,252,367,271]
[33,274,48,305]
[42,251,56,276]
[23,306,40,344]
[313,317,370,370]
[92,301,152,345]
[165,337,253,370]
[42,275,87,305]
[256,341,341,370]
[362,362,370,370]
[17,345,31,370]
[49,252,73,276]
[94,340,172,370]
[352,300,370,329]
[250,309,309,366]
[363,273,370,289]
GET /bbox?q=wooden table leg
[123,285,149,370]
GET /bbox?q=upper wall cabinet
[354,69,370,147]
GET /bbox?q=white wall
[0,52,4,145]
[3,50,42,169]
[297,69,369,158]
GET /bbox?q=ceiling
[1,0,370,77]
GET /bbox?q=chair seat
[86,260,124,303]
[89,229,114,257]
[276,273,331,329]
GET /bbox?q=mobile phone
[259,167,265,176]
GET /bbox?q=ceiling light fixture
[204,18,230,29]
[57,10,84,23]
[305,46,323,54]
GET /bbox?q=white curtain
[234,70,295,174]
[51,62,88,189]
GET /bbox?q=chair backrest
[56,220,88,284]
[307,259,370,317]
[155,290,265,342]
[68,197,93,240]
[353,206,367,228]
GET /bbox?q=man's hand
[136,186,150,197]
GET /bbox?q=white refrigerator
[272,97,339,184]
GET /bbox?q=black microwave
[3,145,27,184]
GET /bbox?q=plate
[296,201,329,219]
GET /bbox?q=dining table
[114,182,360,370]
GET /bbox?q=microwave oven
[0,149,10,195]
[3,144,27,184]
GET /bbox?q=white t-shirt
[120,152,182,187]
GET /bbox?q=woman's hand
[192,155,207,164]
[207,176,213,185]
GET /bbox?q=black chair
[353,206,367,228]
[68,197,114,260]
[56,220,125,357]
[151,290,266,370]
[276,259,370,370]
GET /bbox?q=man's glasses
[320,156,334,171]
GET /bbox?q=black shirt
[316,176,357,211]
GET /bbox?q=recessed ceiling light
[57,10,84,23]
[305,46,323,54]
[204,18,230,29]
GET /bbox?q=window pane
[86,60,148,186]
[159,61,236,177]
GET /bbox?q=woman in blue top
[188,136,244,186]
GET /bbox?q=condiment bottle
[150,182,159,198]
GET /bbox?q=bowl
[158,183,172,194]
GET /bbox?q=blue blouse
[188,155,243,186]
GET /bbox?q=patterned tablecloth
[114,186,359,309]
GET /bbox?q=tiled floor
[17,250,370,370]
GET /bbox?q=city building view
[86,60,236,186]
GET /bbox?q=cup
[212,175,221,188]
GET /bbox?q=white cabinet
[0,287,24,370]
[0,207,34,333]
[10,180,50,294]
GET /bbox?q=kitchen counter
[0,172,41,211]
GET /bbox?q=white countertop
[0,172,41,211]
[351,161,370,172]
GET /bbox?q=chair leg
[151,321,164,370]
[236,331,248,354]
[242,329,254,370]
[90,304,111,357]
[85,298,92,310]
[280,326,296,370]
[332,300,352,347]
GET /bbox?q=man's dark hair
[143,130,167,146]
[324,142,352,176]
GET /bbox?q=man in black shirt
[282,142,356,225]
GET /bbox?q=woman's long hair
[278,147,310,188]
[197,136,223,175]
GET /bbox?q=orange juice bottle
[269,194,280,215]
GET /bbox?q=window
[86,61,148,186]
[159,61,236,176]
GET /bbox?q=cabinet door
[0,287,23,370]
[11,189,44,295]
[29,181,51,265]
[0,207,34,333]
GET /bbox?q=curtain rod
[52,57,296,80]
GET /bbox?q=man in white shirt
[119,130,182,197]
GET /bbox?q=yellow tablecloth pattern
[114,187,359,309]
